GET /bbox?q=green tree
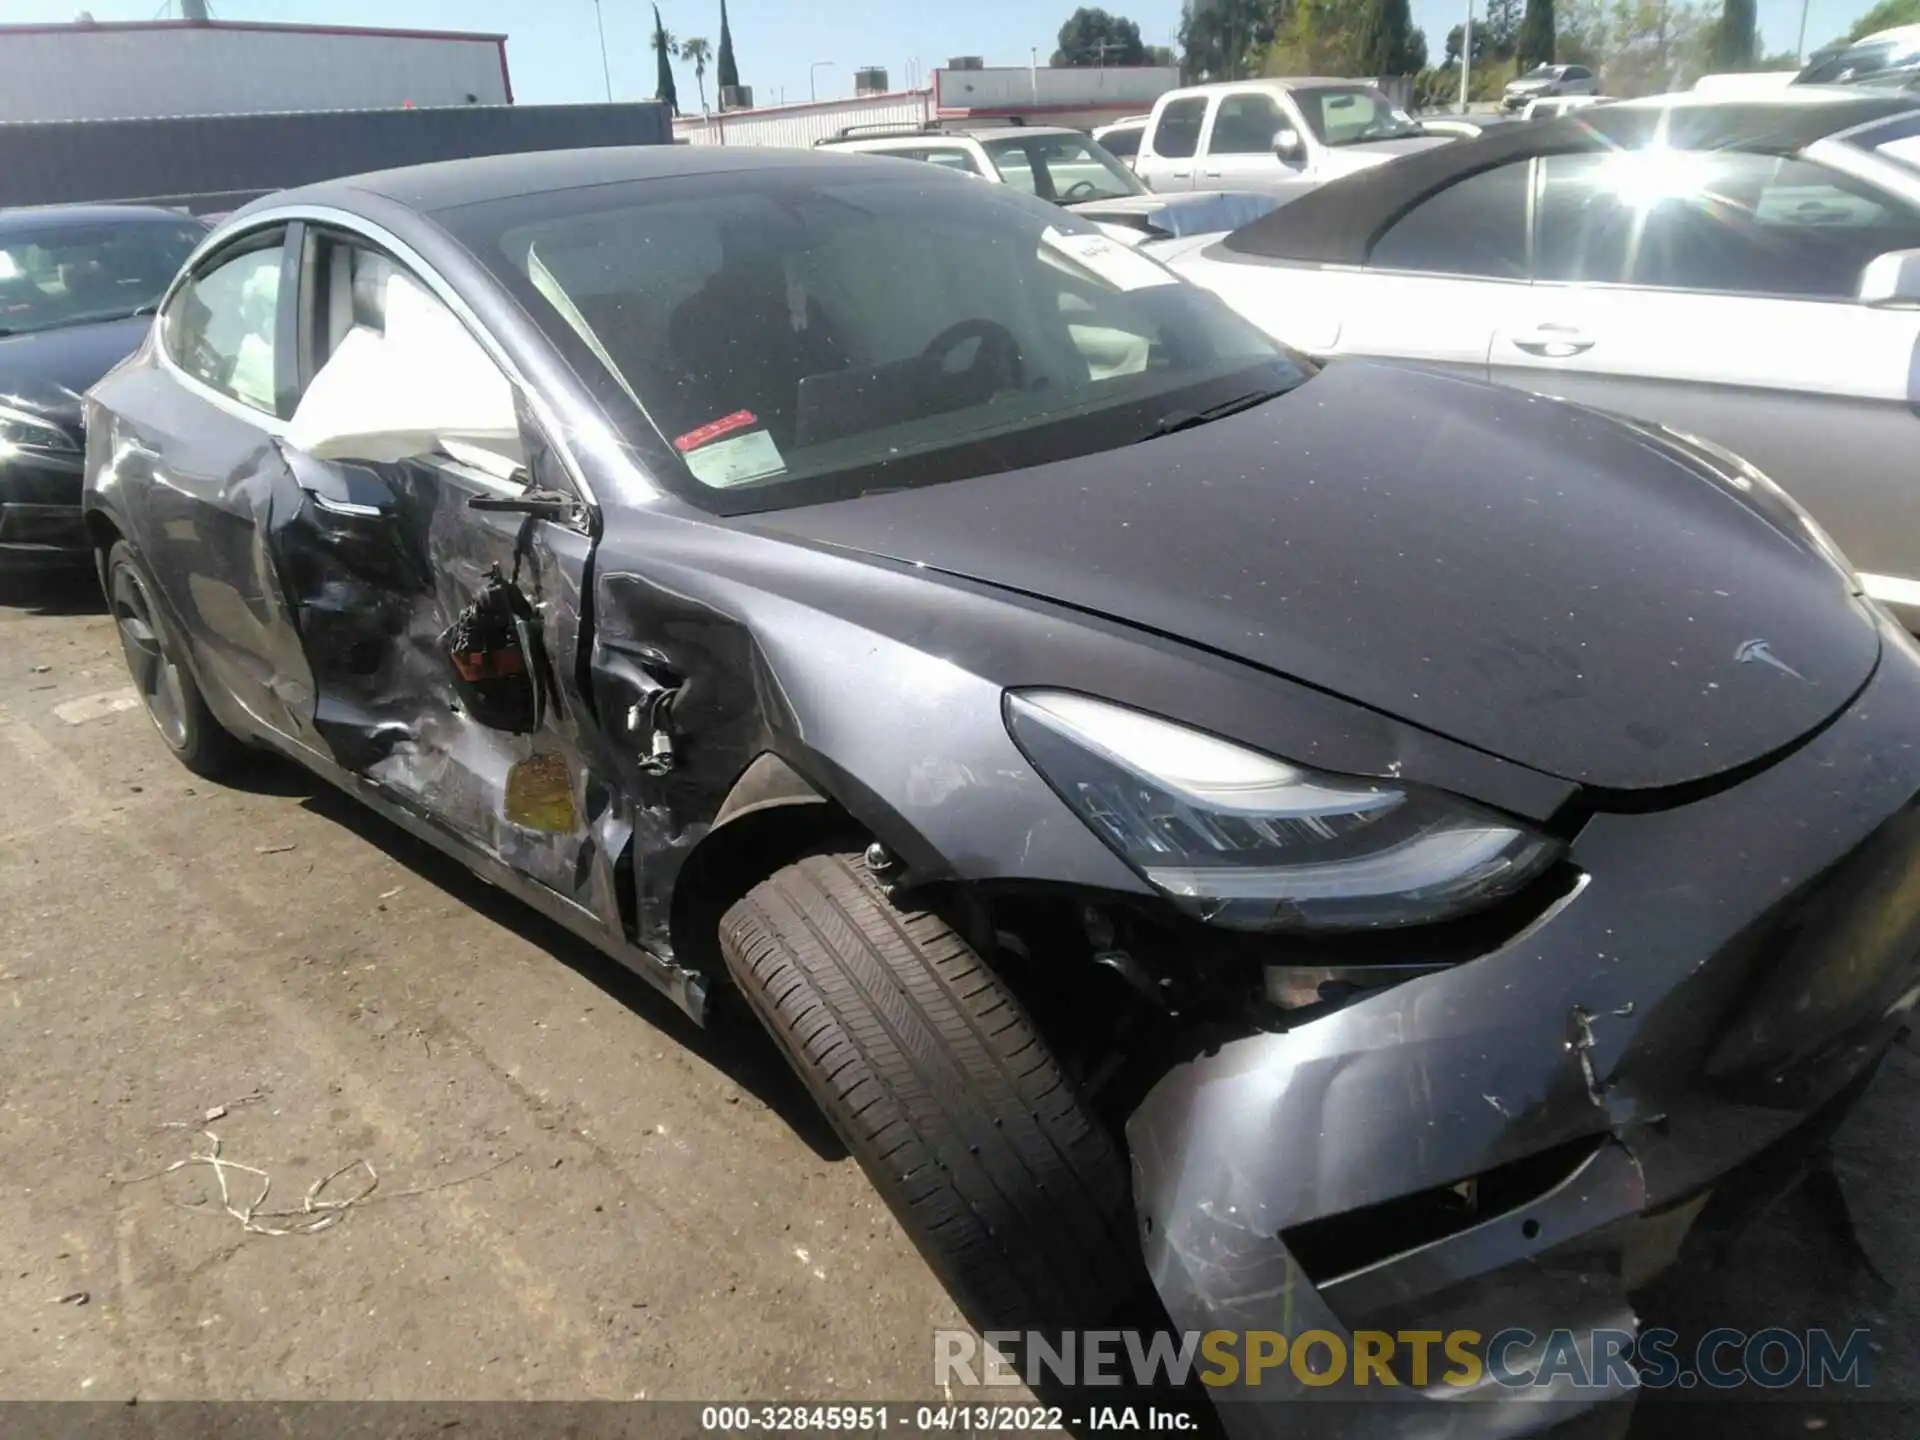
[1053,7,1150,65]
[1264,0,1364,75]
[681,35,712,111]
[1179,0,1273,81]
[1847,0,1920,41]
[1602,0,1715,95]
[1355,0,1425,74]
[1148,43,1177,64]
[1516,0,1557,67]
[717,0,740,95]
[1708,0,1755,67]
[1483,0,1523,59]
[1555,0,1609,63]
[1444,22,1490,64]
[651,4,679,113]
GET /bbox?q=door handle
[1203,169,1223,178]
[278,439,396,518]
[302,488,385,518]
[1510,324,1595,358]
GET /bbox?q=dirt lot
[2,568,1917,1436]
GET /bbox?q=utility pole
[1795,0,1812,62]
[810,60,835,101]
[1459,0,1473,114]
[592,0,613,102]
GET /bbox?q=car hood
[749,361,1878,794]
[1067,189,1287,239]
[0,315,150,442]
[1323,135,1453,168]
[1506,77,1558,92]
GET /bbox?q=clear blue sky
[8,0,1885,109]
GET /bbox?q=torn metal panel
[1129,626,1920,1435]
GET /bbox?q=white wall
[0,24,510,121]
[934,65,1178,112]
[674,92,933,148]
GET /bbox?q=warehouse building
[0,17,514,122]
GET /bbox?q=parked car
[1798,23,1920,89]
[1415,112,1524,139]
[0,204,205,572]
[1130,77,1448,200]
[816,121,1282,246]
[87,145,1920,1439]
[1168,87,1920,626]
[1091,113,1152,166]
[1520,93,1609,120]
[1502,61,1601,111]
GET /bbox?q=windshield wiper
[1140,385,1296,441]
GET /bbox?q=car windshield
[1520,65,1564,80]
[1292,86,1425,147]
[462,169,1300,513]
[0,216,205,337]
[982,132,1146,203]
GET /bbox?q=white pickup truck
[1131,77,1450,199]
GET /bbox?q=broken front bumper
[1127,612,1920,1438]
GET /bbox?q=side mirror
[285,274,523,467]
[1859,248,1920,308]
[1272,127,1305,163]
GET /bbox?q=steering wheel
[920,318,1024,397]
[1061,180,1102,201]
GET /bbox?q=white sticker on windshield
[683,429,787,489]
[1039,227,1178,291]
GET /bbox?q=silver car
[1168,89,1920,626]
[1503,62,1600,111]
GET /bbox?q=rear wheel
[106,540,243,778]
[718,852,1141,1328]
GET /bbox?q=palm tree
[682,36,712,112]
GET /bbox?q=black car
[0,204,206,570]
[85,147,1920,1436]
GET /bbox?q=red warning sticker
[674,410,759,453]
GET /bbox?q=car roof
[240,144,914,219]
[0,202,202,234]
[1220,87,1920,266]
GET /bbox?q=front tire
[105,540,243,778]
[719,853,1140,1328]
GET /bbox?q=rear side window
[1151,98,1207,159]
[1367,162,1532,278]
[162,230,286,415]
[1210,93,1288,155]
[1535,150,1920,296]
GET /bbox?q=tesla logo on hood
[1735,639,1807,681]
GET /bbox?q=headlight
[1006,690,1562,933]
[0,403,80,457]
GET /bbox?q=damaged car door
[95,222,330,748]
[269,231,610,912]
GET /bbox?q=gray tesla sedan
[83,146,1920,1436]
